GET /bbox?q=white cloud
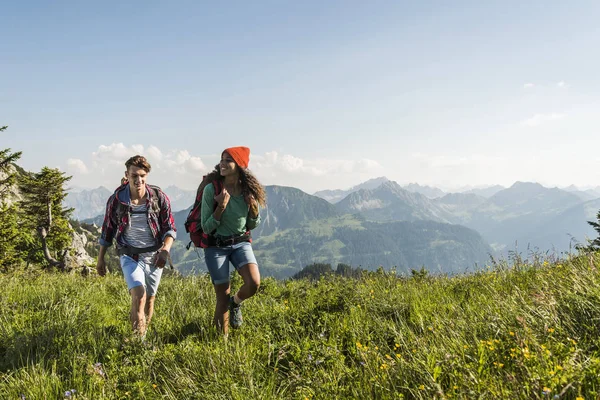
[253,151,384,177]
[279,154,304,172]
[186,157,206,172]
[522,82,570,90]
[410,153,504,169]
[67,145,387,192]
[66,158,89,174]
[521,113,566,127]
[69,143,210,190]
[146,145,163,161]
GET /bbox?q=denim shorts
[203,241,258,285]
[120,254,163,296]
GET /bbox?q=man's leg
[120,255,147,336]
[130,285,147,336]
[145,295,156,327]
[144,259,164,331]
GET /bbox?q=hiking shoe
[229,296,243,329]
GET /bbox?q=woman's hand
[214,188,231,210]
[245,193,259,218]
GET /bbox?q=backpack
[184,178,223,249]
[116,183,162,224]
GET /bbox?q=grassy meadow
[2,254,600,399]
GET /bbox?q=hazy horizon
[65,177,600,196]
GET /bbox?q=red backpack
[184,178,223,249]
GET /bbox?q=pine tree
[585,211,600,251]
[0,126,23,198]
[19,167,74,270]
[0,125,25,270]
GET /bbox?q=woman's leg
[213,282,231,334]
[235,263,260,301]
[204,247,233,334]
[231,242,260,302]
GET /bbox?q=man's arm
[97,195,118,276]
[96,245,108,276]
[155,189,176,269]
[158,189,177,242]
[155,235,174,269]
[98,195,118,247]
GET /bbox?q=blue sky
[2,1,599,192]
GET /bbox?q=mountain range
[170,186,491,278]
[76,177,600,278]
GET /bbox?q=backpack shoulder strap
[147,185,163,216]
[212,180,223,196]
[113,185,128,222]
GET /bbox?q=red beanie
[223,146,250,169]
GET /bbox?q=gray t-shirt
[123,203,157,264]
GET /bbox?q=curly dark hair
[198,164,266,207]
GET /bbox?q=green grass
[2,255,600,399]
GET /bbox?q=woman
[200,146,266,334]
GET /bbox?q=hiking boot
[229,296,243,329]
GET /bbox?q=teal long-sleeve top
[200,183,261,236]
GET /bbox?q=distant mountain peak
[350,176,390,191]
[403,182,445,199]
[313,177,390,203]
[510,181,544,189]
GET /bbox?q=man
[97,155,176,337]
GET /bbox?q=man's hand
[154,249,170,269]
[96,258,107,276]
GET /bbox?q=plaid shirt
[99,183,176,249]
